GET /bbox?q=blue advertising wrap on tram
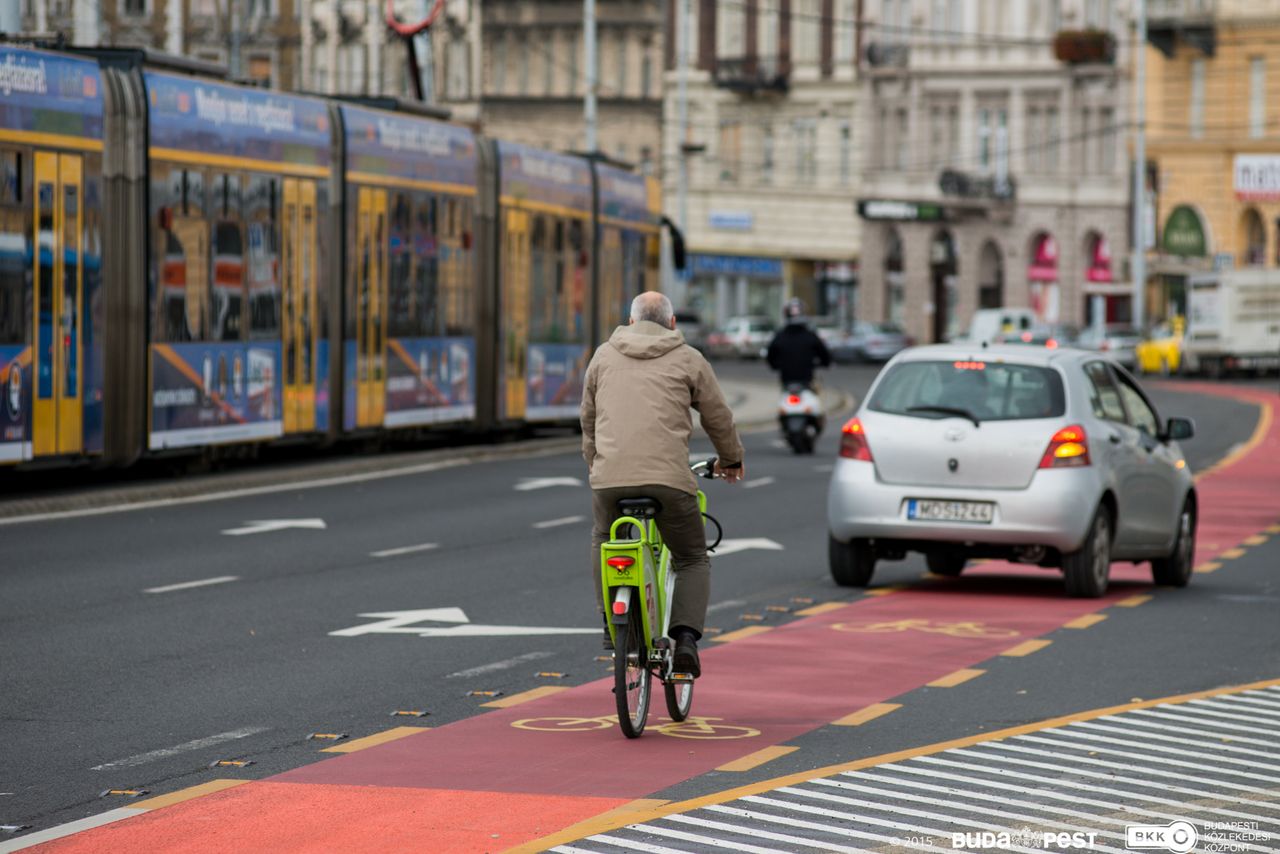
[525,343,588,421]
[596,163,654,226]
[150,343,283,450]
[341,104,476,188]
[0,346,29,463]
[0,47,103,139]
[498,142,591,213]
[146,71,330,166]
[343,337,477,429]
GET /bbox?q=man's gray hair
[630,291,674,326]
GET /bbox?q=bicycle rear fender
[601,516,659,646]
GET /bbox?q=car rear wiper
[907,405,981,427]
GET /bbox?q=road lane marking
[1222,547,1247,559]
[143,576,239,594]
[710,802,958,854]
[1243,534,1268,546]
[1114,594,1152,607]
[1187,698,1280,722]
[515,477,583,492]
[1268,523,1280,534]
[863,585,905,597]
[706,598,747,613]
[740,798,978,853]
[927,668,985,688]
[369,542,439,558]
[793,602,845,616]
[91,727,269,770]
[1023,732,1280,781]
[710,626,773,643]
[447,651,554,678]
[1000,639,1051,657]
[832,703,900,727]
[533,515,585,529]
[481,686,570,708]
[608,823,794,854]
[321,726,430,753]
[667,812,882,853]
[1066,720,1280,762]
[222,518,326,536]
[0,808,142,854]
[1195,561,1222,573]
[1064,613,1107,629]
[716,746,799,772]
[130,780,250,810]
[742,476,775,489]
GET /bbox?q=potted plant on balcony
[1053,29,1117,65]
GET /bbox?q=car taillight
[1100,341,1111,351]
[1046,338,1059,349]
[1039,424,1090,468]
[607,556,635,570]
[839,417,873,461]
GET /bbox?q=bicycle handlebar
[691,456,742,480]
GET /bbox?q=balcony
[1052,30,1117,65]
[712,56,789,95]
[864,42,910,68]
[1148,0,1216,57]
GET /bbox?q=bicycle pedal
[668,672,694,683]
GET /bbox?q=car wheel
[1062,506,1112,598]
[829,534,875,587]
[926,552,966,577]
[1151,498,1196,587]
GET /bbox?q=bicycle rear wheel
[614,605,651,738]
[664,676,693,722]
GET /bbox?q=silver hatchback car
[827,345,1197,597]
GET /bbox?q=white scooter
[778,383,824,455]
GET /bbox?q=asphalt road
[1,360,1274,840]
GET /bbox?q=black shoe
[673,631,701,679]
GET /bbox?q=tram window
[0,150,23,345]
[210,174,245,342]
[37,182,54,397]
[246,175,280,339]
[529,214,551,341]
[62,183,79,396]
[451,199,473,334]
[387,191,416,339]
[413,193,440,337]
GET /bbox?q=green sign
[1162,205,1207,257]
[857,200,944,222]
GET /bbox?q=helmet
[784,298,806,321]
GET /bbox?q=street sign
[710,538,784,557]
[222,519,327,536]
[514,477,583,491]
[329,608,599,639]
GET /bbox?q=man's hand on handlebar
[714,460,745,483]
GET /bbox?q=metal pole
[675,0,690,308]
[230,0,242,78]
[585,0,598,153]
[1132,0,1147,328]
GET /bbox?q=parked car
[1135,317,1185,375]
[832,321,913,363]
[828,344,1198,597]
[1075,324,1143,369]
[706,316,776,359]
[993,323,1079,350]
[958,308,1038,344]
[674,310,708,353]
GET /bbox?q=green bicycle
[601,457,727,739]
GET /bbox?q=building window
[947,105,959,168]
[567,31,579,96]
[519,37,530,96]
[447,38,470,99]
[544,34,556,96]
[248,55,272,86]
[1080,107,1092,172]
[640,45,652,98]
[616,33,628,96]
[719,120,741,183]
[978,108,991,169]
[839,122,852,184]
[123,0,146,15]
[1190,57,1205,139]
[894,109,908,170]
[759,0,780,58]
[836,0,856,63]
[1044,106,1059,173]
[794,118,817,183]
[494,34,508,95]
[717,0,745,58]
[761,124,775,184]
[1098,106,1115,173]
[1026,106,1042,173]
[1251,57,1266,139]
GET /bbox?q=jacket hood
[608,320,686,359]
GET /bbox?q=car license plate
[907,499,994,524]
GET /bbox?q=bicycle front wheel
[614,604,651,738]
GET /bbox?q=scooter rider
[766,299,832,389]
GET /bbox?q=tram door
[503,209,530,420]
[355,187,387,427]
[281,179,318,433]
[32,152,83,457]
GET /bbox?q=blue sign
[689,254,783,279]
[498,141,591,214]
[147,72,331,168]
[708,210,754,231]
[597,163,655,226]
[0,47,103,140]
[342,105,477,190]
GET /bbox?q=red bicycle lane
[32,385,1279,854]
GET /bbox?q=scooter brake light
[839,417,873,461]
[787,394,801,405]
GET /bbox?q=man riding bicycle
[581,291,745,678]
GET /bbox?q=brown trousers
[591,484,710,635]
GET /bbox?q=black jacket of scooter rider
[766,318,832,388]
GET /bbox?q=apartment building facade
[664,0,864,326]
[857,0,1133,344]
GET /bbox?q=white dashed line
[370,543,439,558]
[91,727,269,771]
[143,576,240,594]
[533,515,586,529]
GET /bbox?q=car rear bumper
[827,458,1099,552]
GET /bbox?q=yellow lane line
[1243,534,1268,546]
[130,780,250,811]
[832,703,902,727]
[321,726,431,753]
[1194,398,1272,482]
[511,799,666,853]
[716,746,799,772]
[1221,547,1247,559]
[505,676,1280,854]
[1001,639,1052,657]
[928,668,986,688]
[481,686,570,708]
[1064,614,1108,629]
[1267,524,1280,535]
[794,602,846,617]
[1115,594,1153,608]
[1195,562,1222,574]
[710,625,774,643]
[864,585,906,597]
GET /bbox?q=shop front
[686,253,785,328]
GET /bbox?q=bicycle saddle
[616,497,662,518]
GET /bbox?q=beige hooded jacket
[581,320,745,495]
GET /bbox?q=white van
[961,308,1038,344]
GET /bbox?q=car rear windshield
[868,360,1066,422]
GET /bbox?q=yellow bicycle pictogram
[511,714,760,739]
[831,619,1020,639]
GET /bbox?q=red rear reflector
[787,394,801,405]
[1039,424,1090,468]
[606,556,635,570]
[839,417,873,461]
[612,601,627,615]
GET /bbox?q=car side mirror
[1162,416,1194,442]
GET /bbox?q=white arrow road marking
[514,477,583,492]
[370,542,439,558]
[533,515,585,529]
[222,519,327,536]
[91,727,269,770]
[742,476,776,489]
[144,576,240,594]
[711,538,785,557]
[329,608,469,637]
